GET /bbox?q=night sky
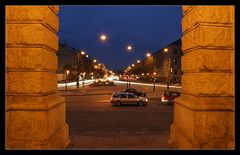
[59,6,182,71]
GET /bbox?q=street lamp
[93,59,97,63]
[153,72,157,91]
[100,34,107,42]
[81,51,85,55]
[127,45,133,51]
[146,53,151,57]
[131,64,135,67]
[164,48,168,52]
[86,55,89,58]
[65,70,70,90]
[137,60,141,63]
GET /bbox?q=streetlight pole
[153,72,156,92]
[167,59,170,91]
[65,70,69,90]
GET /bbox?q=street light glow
[66,70,70,75]
[81,51,85,55]
[146,53,151,57]
[164,48,168,52]
[132,64,135,67]
[153,72,157,75]
[137,60,141,63]
[86,55,89,58]
[93,59,97,63]
[100,34,107,41]
[127,45,133,51]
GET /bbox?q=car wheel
[138,101,144,106]
[116,101,121,106]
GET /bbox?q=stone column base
[7,123,70,149]
[169,95,234,149]
[6,94,70,149]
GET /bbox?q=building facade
[153,39,182,84]
[56,43,78,82]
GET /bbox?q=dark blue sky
[59,6,182,70]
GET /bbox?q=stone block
[182,49,233,72]
[182,6,195,16]
[174,94,234,111]
[6,6,59,32]
[170,97,233,149]
[49,6,59,14]
[182,6,234,33]
[7,100,65,141]
[6,47,57,71]
[182,24,234,52]
[6,23,58,51]
[173,103,194,140]
[6,72,57,94]
[169,124,192,149]
[182,73,233,96]
[228,111,234,148]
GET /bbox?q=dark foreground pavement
[60,84,175,149]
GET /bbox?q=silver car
[110,92,148,106]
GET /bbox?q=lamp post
[153,72,156,91]
[65,70,70,90]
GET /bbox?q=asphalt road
[63,84,174,149]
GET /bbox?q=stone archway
[6,5,234,149]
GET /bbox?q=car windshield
[113,93,120,98]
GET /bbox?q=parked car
[161,90,181,104]
[123,88,146,97]
[110,92,148,106]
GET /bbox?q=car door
[120,94,128,104]
[127,94,136,105]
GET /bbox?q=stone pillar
[169,6,234,149]
[6,6,70,149]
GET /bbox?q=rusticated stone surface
[6,6,59,32]
[6,6,69,149]
[182,72,233,96]
[170,6,234,149]
[170,98,233,149]
[6,72,57,94]
[6,48,57,71]
[7,101,65,141]
[6,23,58,51]
[182,6,234,33]
[182,24,234,52]
[182,49,233,72]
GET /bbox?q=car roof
[114,91,135,95]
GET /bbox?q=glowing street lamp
[131,64,135,67]
[146,53,151,57]
[100,34,107,41]
[86,55,89,58]
[137,60,141,63]
[127,45,133,51]
[81,51,85,55]
[93,59,97,63]
[164,48,168,52]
